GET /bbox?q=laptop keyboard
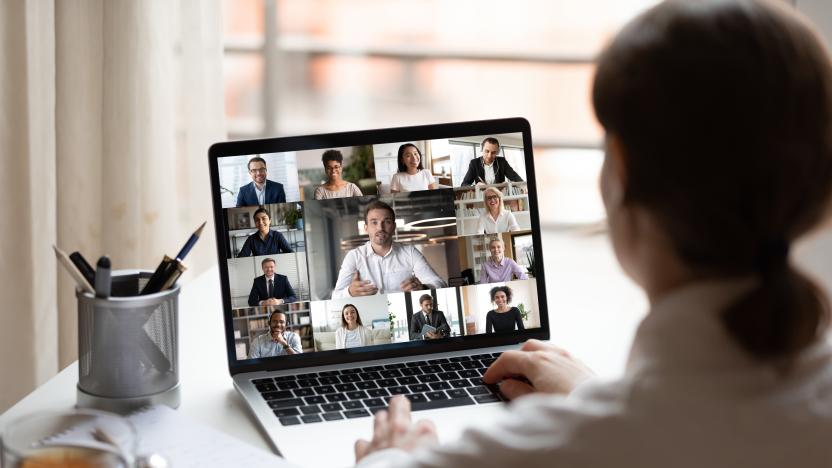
[252,353,503,426]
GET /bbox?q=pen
[69,251,96,286]
[175,221,207,262]
[140,221,206,295]
[95,256,111,299]
[53,245,95,294]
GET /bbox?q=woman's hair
[340,304,363,327]
[397,143,424,173]
[253,207,270,222]
[489,285,513,304]
[593,0,832,360]
[483,187,505,215]
[321,149,343,167]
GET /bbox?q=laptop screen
[209,119,549,373]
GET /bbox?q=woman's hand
[355,396,438,462]
[483,340,595,400]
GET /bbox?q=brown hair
[593,0,832,360]
[340,304,363,327]
[489,285,513,304]
[363,199,395,224]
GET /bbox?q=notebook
[207,118,550,465]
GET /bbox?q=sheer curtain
[0,0,224,412]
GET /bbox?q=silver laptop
[208,118,549,465]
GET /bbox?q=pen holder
[76,270,181,414]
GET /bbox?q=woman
[484,285,524,333]
[237,207,293,256]
[390,143,437,193]
[314,149,363,200]
[355,1,832,466]
[335,304,371,349]
[475,187,519,234]
[480,238,528,284]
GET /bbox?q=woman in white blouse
[354,1,832,466]
[314,149,363,200]
[335,304,371,349]
[390,143,438,193]
[476,187,519,234]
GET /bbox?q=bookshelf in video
[216,132,541,361]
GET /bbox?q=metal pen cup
[76,270,181,414]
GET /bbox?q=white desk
[0,230,646,452]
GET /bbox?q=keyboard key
[467,386,491,396]
[384,363,406,369]
[360,372,382,381]
[449,356,470,362]
[274,375,297,382]
[301,414,323,424]
[369,406,387,414]
[491,352,503,358]
[344,409,371,419]
[293,388,314,397]
[450,379,472,388]
[475,394,501,404]
[380,369,402,378]
[261,390,294,401]
[400,367,422,376]
[318,376,340,385]
[252,378,273,385]
[363,365,385,372]
[273,408,300,417]
[388,386,410,395]
[447,389,468,399]
[335,383,357,392]
[420,365,441,373]
[410,396,475,412]
[481,358,496,366]
[297,378,319,388]
[326,394,347,402]
[405,360,427,367]
[461,361,481,369]
[405,393,428,404]
[458,370,479,378]
[255,383,277,392]
[438,372,459,381]
[469,378,486,386]
[429,381,451,390]
[299,405,322,414]
[321,403,343,412]
[442,363,463,371]
[339,374,362,383]
[305,396,326,404]
[314,385,337,394]
[297,372,318,378]
[417,374,439,383]
[363,398,386,408]
[355,381,377,390]
[397,376,418,385]
[342,400,364,410]
[323,412,345,421]
[346,390,368,400]
[426,391,448,401]
[408,384,430,393]
[472,354,492,360]
[377,379,398,388]
[279,416,301,426]
[427,358,450,365]
[318,370,340,377]
[477,368,487,376]
[277,381,299,390]
[367,388,389,398]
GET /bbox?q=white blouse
[475,210,519,234]
[357,279,832,468]
[390,170,435,193]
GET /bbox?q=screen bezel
[208,118,549,376]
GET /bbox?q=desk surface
[0,230,646,452]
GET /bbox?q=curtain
[0,0,225,412]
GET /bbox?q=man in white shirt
[248,310,303,358]
[332,200,447,299]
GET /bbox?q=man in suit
[409,294,451,340]
[236,156,287,207]
[460,137,525,187]
[248,258,297,306]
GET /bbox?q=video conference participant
[248,310,303,358]
[409,294,450,340]
[485,285,525,333]
[248,258,298,306]
[236,156,286,207]
[238,207,293,257]
[476,187,520,234]
[460,137,524,186]
[314,149,363,200]
[480,238,529,283]
[332,200,447,299]
[390,143,438,193]
[335,304,371,349]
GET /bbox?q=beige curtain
[0,0,224,412]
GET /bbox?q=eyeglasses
[325,165,342,171]
[249,168,267,174]
[485,195,500,201]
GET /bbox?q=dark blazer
[409,310,451,340]
[248,274,297,306]
[236,179,286,207]
[460,157,524,186]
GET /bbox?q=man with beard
[236,156,286,207]
[248,310,303,358]
[331,200,446,299]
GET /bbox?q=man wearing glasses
[236,156,287,207]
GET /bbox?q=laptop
[208,118,549,465]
